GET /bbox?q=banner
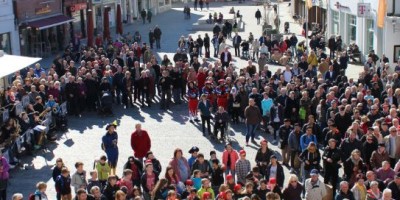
[377,0,387,28]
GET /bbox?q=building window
[0,33,11,54]
[158,0,164,7]
[348,15,357,43]
[366,19,374,52]
[332,11,339,36]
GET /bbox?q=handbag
[299,107,306,120]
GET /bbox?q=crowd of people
[3,1,400,200]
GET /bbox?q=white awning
[0,54,42,78]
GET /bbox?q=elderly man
[305,169,327,200]
[376,161,395,186]
[335,181,354,200]
[384,126,400,167]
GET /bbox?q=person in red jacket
[131,123,151,162]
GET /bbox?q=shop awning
[0,54,42,78]
[26,15,73,30]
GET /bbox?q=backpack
[28,193,41,200]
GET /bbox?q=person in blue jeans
[244,98,262,146]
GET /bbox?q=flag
[377,0,387,28]
[306,0,313,9]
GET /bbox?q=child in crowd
[192,170,202,190]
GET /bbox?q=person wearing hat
[188,146,200,167]
[370,143,390,170]
[235,150,251,185]
[267,178,282,198]
[130,123,151,163]
[187,81,200,123]
[198,94,212,136]
[215,79,229,110]
[265,155,284,189]
[102,122,119,175]
[305,169,327,200]
[141,160,159,200]
[322,139,341,198]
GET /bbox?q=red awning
[26,15,73,30]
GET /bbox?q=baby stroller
[55,102,68,132]
[99,91,113,116]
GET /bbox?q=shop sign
[35,6,52,15]
[357,3,371,18]
[70,3,87,12]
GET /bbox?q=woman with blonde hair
[344,149,365,186]
[282,174,303,200]
[299,142,320,182]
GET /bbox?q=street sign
[357,3,371,18]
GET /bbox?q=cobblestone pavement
[12,1,360,197]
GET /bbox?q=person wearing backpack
[29,182,48,200]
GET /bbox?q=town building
[0,0,21,55]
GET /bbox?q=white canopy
[0,54,42,79]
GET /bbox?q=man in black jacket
[322,139,341,198]
[65,76,79,116]
[153,26,162,49]
[159,70,172,110]
[84,73,98,111]
[279,119,293,166]
[255,9,262,25]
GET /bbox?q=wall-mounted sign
[35,6,52,15]
[70,3,87,12]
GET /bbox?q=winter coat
[222,150,239,170]
[130,130,151,159]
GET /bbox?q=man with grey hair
[335,181,354,200]
[384,126,400,167]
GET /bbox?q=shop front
[292,0,327,32]
[16,0,72,57]
[64,0,88,40]
[0,0,20,55]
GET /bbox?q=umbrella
[116,4,123,35]
[87,9,94,47]
[103,7,111,41]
